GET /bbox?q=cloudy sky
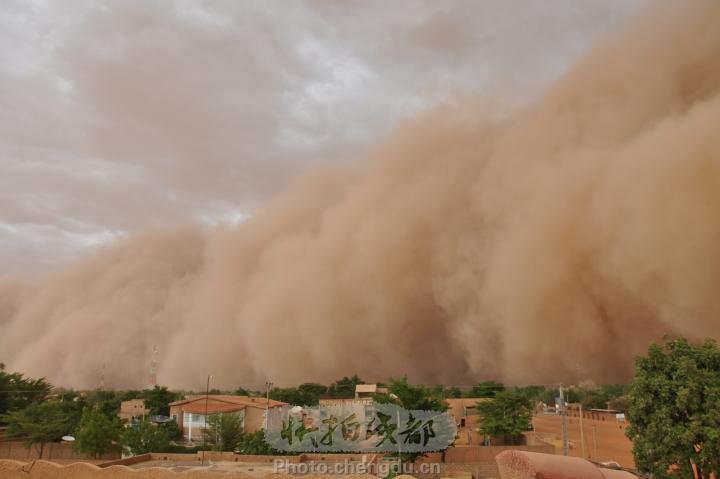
[0,0,644,276]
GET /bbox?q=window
[183,412,209,428]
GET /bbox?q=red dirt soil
[532,415,635,468]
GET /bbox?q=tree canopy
[476,390,532,445]
[267,376,365,405]
[468,381,505,398]
[236,430,277,455]
[269,383,328,406]
[234,386,251,396]
[2,400,72,458]
[122,419,170,455]
[142,385,179,416]
[327,375,364,398]
[372,377,449,465]
[374,377,447,411]
[0,363,52,421]
[626,337,720,479]
[74,406,122,459]
[204,411,245,451]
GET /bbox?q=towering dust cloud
[2,1,720,389]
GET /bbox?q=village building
[119,399,150,423]
[354,384,387,399]
[168,395,286,442]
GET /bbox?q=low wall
[201,452,303,463]
[98,453,152,467]
[152,452,200,462]
[436,462,500,479]
[112,452,376,464]
[141,452,303,463]
[495,450,638,479]
[0,440,120,461]
[301,453,379,463]
[443,444,554,463]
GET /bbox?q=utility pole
[592,423,598,460]
[559,384,568,456]
[149,345,159,388]
[99,363,106,390]
[579,403,586,458]
[202,374,212,466]
[397,407,402,475]
[265,381,273,429]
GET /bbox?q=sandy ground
[532,414,634,468]
[12,459,108,466]
[130,460,380,477]
[130,460,279,475]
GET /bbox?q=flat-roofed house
[168,395,287,442]
[354,384,388,399]
[119,398,150,423]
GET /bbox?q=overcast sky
[0,0,644,276]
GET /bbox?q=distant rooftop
[169,395,286,413]
[354,384,388,396]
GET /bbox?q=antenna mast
[149,345,159,387]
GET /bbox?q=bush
[74,407,122,459]
[476,391,532,445]
[2,401,71,458]
[164,444,202,454]
[121,419,170,455]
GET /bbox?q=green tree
[327,375,364,398]
[83,390,122,419]
[467,381,505,398]
[373,377,449,465]
[577,387,605,410]
[56,398,85,435]
[142,385,178,416]
[297,383,328,405]
[476,390,532,445]
[512,385,545,403]
[119,390,143,401]
[234,386,251,396]
[566,383,630,410]
[269,383,328,406]
[626,337,720,479]
[203,412,245,451]
[374,377,447,411]
[236,430,275,455]
[0,364,52,420]
[539,387,559,406]
[2,401,71,458]
[599,384,631,404]
[268,387,302,405]
[608,394,631,413]
[121,419,170,455]
[159,420,183,440]
[445,386,463,398]
[74,407,122,459]
[429,385,464,399]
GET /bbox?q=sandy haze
[1,0,720,389]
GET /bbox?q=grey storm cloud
[0,0,642,275]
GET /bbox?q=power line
[0,390,51,393]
